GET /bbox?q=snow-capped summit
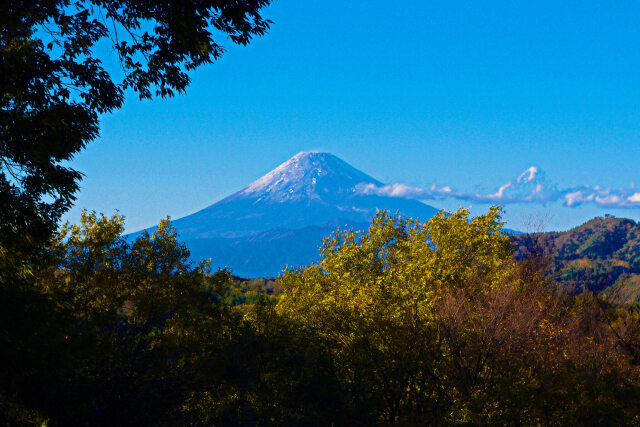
[132,152,440,276]
[237,151,382,203]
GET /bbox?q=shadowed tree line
[3,208,640,425]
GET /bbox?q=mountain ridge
[512,216,640,302]
[150,152,439,240]
[131,151,440,276]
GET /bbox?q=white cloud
[628,192,640,203]
[489,182,511,199]
[356,166,640,209]
[564,191,593,207]
[517,166,538,183]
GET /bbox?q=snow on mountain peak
[135,151,440,260]
[238,152,382,203]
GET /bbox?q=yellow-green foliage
[277,207,640,425]
[42,210,213,329]
[279,206,512,322]
[277,207,516,423]
[9,208,640,426]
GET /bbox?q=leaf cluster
[0,0,272,267]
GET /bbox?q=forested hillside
[512,216,640,303]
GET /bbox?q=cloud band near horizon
[356,167,640,209]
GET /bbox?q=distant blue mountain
[184,219,370,278]
[132,152,441,277]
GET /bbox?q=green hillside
[512,216,640,303]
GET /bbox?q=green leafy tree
[1,4,272,420]
[0,0,272,263]
[277,207,515,423]
[31,211,223,424]
[4,211,345,425]
[277,207,640,424]
[181,301,345,426]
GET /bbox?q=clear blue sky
[65,0,640,233]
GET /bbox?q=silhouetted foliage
[6,208,640,424]
[3,212,345,424]
[0,0,272,262]
[1,4,272,421]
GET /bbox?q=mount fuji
[135,152,440,277]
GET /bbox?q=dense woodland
[3,207,640,425]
